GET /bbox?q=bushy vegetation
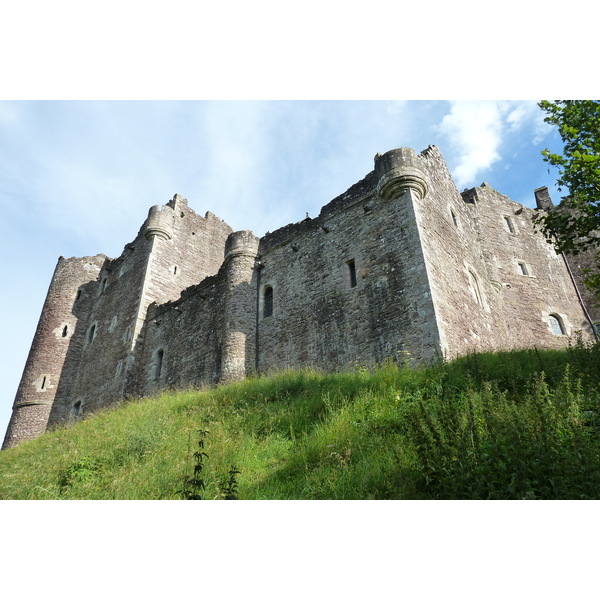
[1,344,599,499]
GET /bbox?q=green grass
[1,344,600,499]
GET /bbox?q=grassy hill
[1,344,600,500]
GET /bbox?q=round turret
[374,147,428,200]
[225,230,260,261]
[221,231,260,383]
[144,205,174,241]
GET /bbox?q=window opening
[156,349,164,378]
[263,286,273,318]
[347,259,357,288]
[88,324,96,345]
[503,216,515,233]
[41,376,46,390]
[518,262,528,276]
[469,270,483,307]
[76,290,82,301]
[62,325,68,338]
[451,210,458,227]
[549,314,565,335]
[73,400,82,416]
[173,266,178,275]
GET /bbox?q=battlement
[3,146,597,449]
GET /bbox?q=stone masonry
[3,146,598,449]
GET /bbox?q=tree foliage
[537,100,600,255]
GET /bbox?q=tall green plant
[178,428,209,500]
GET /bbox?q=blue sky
[0,100,565,438]
[2,1,598,593]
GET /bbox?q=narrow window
[99,278,107,294]
[549,314,565,335]
[62,325,68,338]
[263,286,273,318]
[347,259,357,288]
[41,376,47,390]
[518,261,528,276]
[469,270,483,307]
[88,324,96,345]
[155,349,164,378]
[450,209,458,227]
[503,216,515,233]
[173,266,178,275]
[76,289,82,301]
[73,400,82,416]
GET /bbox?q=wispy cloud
[437,100,552,189]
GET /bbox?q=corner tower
[2,255,105,449]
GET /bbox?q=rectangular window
[503,216,515,233]
[518,262,528,275]
[155,349,164,378]
[263,286,273,318]
[347,260,357,288]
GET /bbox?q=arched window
[263,286,273,318]
[549,314,565,335]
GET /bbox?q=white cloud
[437,100,552,189]
[438,101,504,188]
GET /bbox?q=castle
[3,145,598,450]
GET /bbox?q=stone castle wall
[3,145,597,449]
[463,184,592,350]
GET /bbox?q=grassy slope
[1,345,599,500]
